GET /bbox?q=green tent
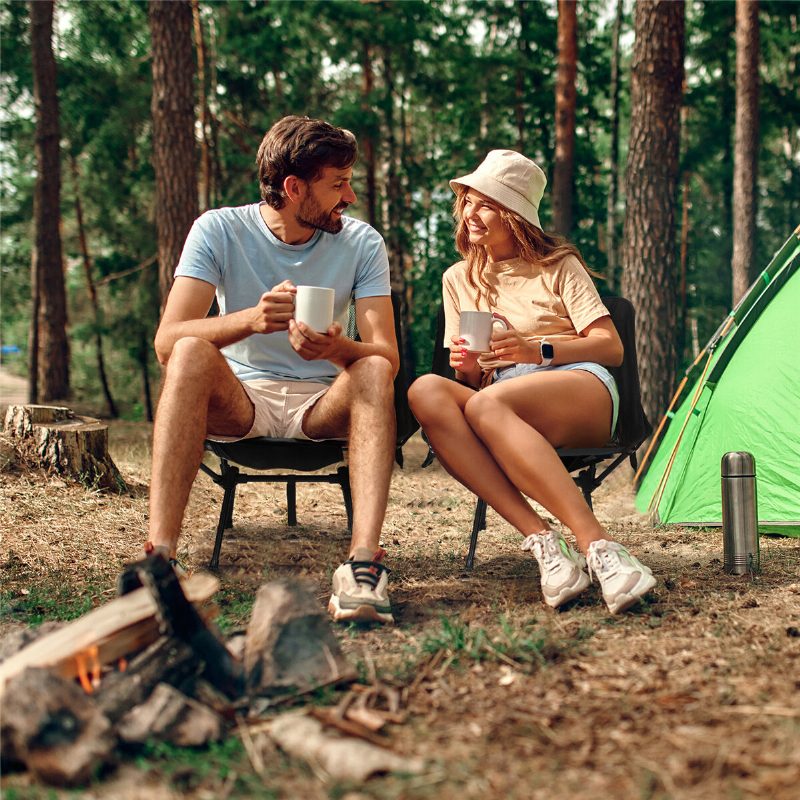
[636,227,800,535]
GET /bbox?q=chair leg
[465,498,487,571]
[224,482,236,529]
[210,483,235,570]
[286,478,297,526]
[338,466,353,532]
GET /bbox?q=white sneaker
[521,530,591,609]
[587,540,656,614]
[328,547,393,624]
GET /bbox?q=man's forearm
[154,309,256,365]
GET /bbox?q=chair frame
[199,292,417,569]
[423,296,651,570]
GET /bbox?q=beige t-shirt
[442,254,609,370]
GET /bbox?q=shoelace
[522,531,561,565]
[587,543,620,582]
[350,548,390,591]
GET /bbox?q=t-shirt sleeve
[353,228,391,299]
[557,256,609,334]
[442,266,462,349]
[174,212,223,287]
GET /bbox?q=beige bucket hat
[450,149,547,229]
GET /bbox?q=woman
[409,149,655,614]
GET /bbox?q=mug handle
[491,312,510,331]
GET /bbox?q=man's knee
[347,355,394,398]
[165,337,223,381]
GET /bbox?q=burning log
[0,667,114,786]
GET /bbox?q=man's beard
[297,194,347,234]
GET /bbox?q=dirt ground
[1,420,799,800]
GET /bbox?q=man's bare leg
[302,355,396,554]
[148,337,255,557]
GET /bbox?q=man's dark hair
[257,116,358,209]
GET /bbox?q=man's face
[296,165,357,234]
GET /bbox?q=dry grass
[1,421,799,799]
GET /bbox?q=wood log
[96,636,200,725]
[117,683,224,747]
[244,579,356,697]
[3,404,125,491]
[0,667,114,786]
[0,573,219,695]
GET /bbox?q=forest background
[1,0,798,428]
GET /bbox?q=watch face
[541,342,555,359]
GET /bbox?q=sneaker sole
[328,596,394,625]
[605,572,657,614]
[543,570,591,609]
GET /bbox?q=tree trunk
[621,0,685,428]
[731,0,760,305]
[552,0,578,236]
[515,0,532,151]
[362,42,378,229]
[148,0,199,311]
[69,155,118,419]
[191,0,211,212]
[605,0,623,290]
[29,0,69,402]
[139,326,154,423]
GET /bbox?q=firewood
[3,404,125,491]
[0,667,114,786]
[244,579,356,697]
[117,683,224,747]
[0,572,219,695]
[96,637,199,725]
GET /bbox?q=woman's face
[462,190,514,255]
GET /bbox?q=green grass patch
[415,614,585,673]
[214,587,256,634]
[0,585,102,627]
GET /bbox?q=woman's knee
[408,374,455,421]
[464,389,512,436]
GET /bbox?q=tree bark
[606,0,623,290]
[148,0,199,311]
[191,0,212,212]
[69,155,118,418]
[29,0,69,402]
[362,42,378,229]
[552,0,578,236]
[621,0,685,428]
[731,0,760,305]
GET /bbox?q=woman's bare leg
[408,374,547,534]
[464,371,613,552]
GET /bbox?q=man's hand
[288,319,349,365]
[449,335,481,373]
[249,280,296,334]
[490,327,539,363]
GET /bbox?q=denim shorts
[493,361,619,437]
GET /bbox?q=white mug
[294,285,335,332]
[459,311,507,352]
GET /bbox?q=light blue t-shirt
[174,202,391,383]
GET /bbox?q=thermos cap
[721,451,756,478]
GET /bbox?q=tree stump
[3,404,125,492]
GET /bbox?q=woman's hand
[490,327,540,363]
[449,336,481,373]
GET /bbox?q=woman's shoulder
[443,260,469,283]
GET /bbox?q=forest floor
[1,420,799,800]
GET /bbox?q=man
[145,115,398,624]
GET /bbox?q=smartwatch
[539,339,554,366]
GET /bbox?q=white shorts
[207,378,330,443]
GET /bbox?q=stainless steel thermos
[721,451,760,575]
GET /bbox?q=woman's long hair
[452,185,599,301]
